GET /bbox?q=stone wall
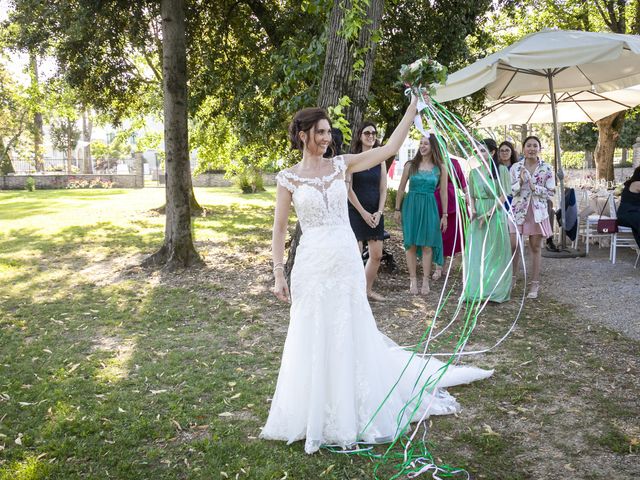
[0,173,143,190]
[160,172,277,187]
[1,153,144,190]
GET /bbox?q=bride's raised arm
[343,95,418,173]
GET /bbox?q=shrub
[67,179,114,189]
[386,187,397,211]
[560,151,585,169]
[25,177,36,191]
[235,169,265,194]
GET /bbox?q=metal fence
[10,157,137,175]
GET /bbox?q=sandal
[527,281,540,299]
[409,277,418,295]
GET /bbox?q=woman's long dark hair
[405,135,445,179]
[481,138,501,179]
[352,120,381,154]
[624,165,640,189]
[288,107,331,152]
[498,140,519,167]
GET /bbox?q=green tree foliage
[619,107,640,148]
[50,119,80,153]
[369,0,495,137]
[0,61,29,174]
[560,123,598,152]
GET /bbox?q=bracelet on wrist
[395,208,401,212]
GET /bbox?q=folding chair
[610,225,640,265]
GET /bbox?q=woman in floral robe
[509,136,555,299]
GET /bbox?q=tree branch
[142,50,162,83]
[243,0,283,47]
[594,0,615,30]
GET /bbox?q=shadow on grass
[0,222,163,303]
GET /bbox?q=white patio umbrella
[474,85,640,127]
[433,29,640,252]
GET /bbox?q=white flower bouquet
[399,56,448,96]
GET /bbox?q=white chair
[610,225,640,266]
[575,192,616,254]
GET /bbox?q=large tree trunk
[347,0,383,151]
[285,0,382,276]
[143,0,202,270]
[520,124,528,148]
[82,109,93,173]
[30,53,44,172]
[595,111,625,182]
[317,0,383,134]
[317,0,352,110]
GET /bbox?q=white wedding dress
[260,156,493,454]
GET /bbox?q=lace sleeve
[332,155,347,178]
[276,170,296,193]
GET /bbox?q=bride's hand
[273,273,290,303]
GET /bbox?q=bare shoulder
[630,180,640,193]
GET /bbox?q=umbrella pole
[547,74,567,249]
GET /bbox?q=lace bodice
[276,156,350,231]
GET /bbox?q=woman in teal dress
[394,135,448,295]
[463,139,512,303]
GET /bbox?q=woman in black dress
[348,121,387,301]
[617,166,640,248]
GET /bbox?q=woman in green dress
[394,135,448,295]
[463,139,512,303]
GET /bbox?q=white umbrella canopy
[475,85,640,127]
[433,29,640,253]
[434,29,640,103]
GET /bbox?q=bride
[261,95,493,454]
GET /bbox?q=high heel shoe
[409,277,418,294]
[527,281,540,299]
[421,278,430,295]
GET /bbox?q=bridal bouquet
[399,56,447,96]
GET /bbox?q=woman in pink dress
[432,155,467,280]
[509,136,555,299]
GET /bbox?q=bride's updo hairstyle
[289,107,332,152]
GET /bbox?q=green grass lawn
[1,188,638,480]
